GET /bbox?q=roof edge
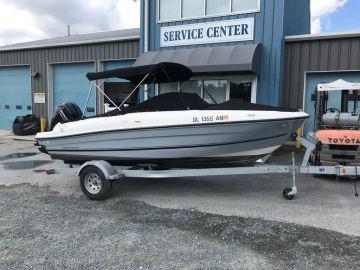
[0,31,140,52]
[285,30,360,42]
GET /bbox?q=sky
[0,0,359,46]
[311,0,360,33]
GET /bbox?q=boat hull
[37,117,305,168]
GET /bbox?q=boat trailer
[48,135,359,201]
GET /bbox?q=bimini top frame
[82,62,193,115]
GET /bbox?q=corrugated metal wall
[0,40,139,117]
[283,36,360,109]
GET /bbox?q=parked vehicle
[312,79,360,165]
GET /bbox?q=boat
[35,62,308,168]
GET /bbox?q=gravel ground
[0,184,359,270]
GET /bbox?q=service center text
[160,18,254,47]
[163,24,250,42]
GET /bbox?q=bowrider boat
[35,62,308,168]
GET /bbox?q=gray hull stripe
[47,133,287,152]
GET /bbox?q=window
[232,0,259,13]
[229,80,252,102]
[104,82,138,108]
[203,80,227,104]
[158,77,254,104]
[159,0,180,21]
[180,80,202,97]
[158,82,179,94]
[206,0,230,16]
[182,0,204,19]
[158,0,260,22]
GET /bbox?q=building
[0,29,140,129]
[283,32,360,133]
[1,0,360,135]
[135,0,310,106]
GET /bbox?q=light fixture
[31,72,40,78]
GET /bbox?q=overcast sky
[0,0,356,46]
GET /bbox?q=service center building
[136,0,311,106]
[0,0,313,130]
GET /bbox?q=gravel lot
[0,134,359,269]
[1,184,359,270]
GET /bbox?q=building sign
[34,92,46,104]
[160,18,254,47]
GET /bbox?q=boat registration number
[193,115,229,123]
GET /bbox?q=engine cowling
[50,102,84,130]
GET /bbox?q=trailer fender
[77,160,123,180]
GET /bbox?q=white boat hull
[36,110,308,167]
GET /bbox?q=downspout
[143,0,149,100]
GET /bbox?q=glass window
[180,80,202,97]
[206,0,230,16]
[159,0,180,21]
[230,80,252,102]
[158,82,179,94]
[182,0,204,18]
[203,80,227,104]
[232,0,259,13]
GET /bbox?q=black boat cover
[94,92,296,118]
[207,99,298,112]
[86,62,193,84]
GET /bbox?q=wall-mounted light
[31,72,40,78]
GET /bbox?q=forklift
[311,79,360,166]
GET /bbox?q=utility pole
[67,25,71,36]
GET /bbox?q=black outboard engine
[50,102,84,130]
[12,114,40,136]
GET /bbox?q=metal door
[0,66,31,129]
[53,62,95,117]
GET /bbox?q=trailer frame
[48,135,359,201]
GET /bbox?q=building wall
[283,36,360,109]
[284,0,311,36]
[0,40,139,117]
[141,0,310,106]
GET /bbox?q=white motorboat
[36,62,308,168]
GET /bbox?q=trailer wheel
[80,166,113,200]
[282,188,295,200]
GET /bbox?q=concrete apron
[0,129,12,136]
[0,129,36,141]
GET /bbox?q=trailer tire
[80,166,113,201]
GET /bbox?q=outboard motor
[322,110,360,129]
[12,114,40,136]
[50,102,84,130]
